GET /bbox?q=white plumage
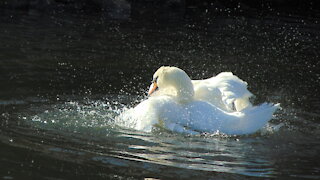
[119,66,280,135]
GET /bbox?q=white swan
[119,66,280,135]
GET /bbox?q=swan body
[119,66,280,135]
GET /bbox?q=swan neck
[175,80,194,103]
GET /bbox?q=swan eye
[152,76,158,83]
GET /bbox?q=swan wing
[192,72,253,111]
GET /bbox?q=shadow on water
[0,9,320,179]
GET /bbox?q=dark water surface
[1,10,320,179]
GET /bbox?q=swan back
[193,72,253,111]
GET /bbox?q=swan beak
[148,82,158,96]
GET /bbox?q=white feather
[119,66,280,135]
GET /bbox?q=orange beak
[148,82,158,96]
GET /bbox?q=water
[1,10,320,179]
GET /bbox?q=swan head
[148,66,194,103]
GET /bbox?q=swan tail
[242,103,280,134]
[225,103,280,135]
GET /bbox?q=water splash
[21,96,285,138]
[12,95,315,179]
[25,100,125,136]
